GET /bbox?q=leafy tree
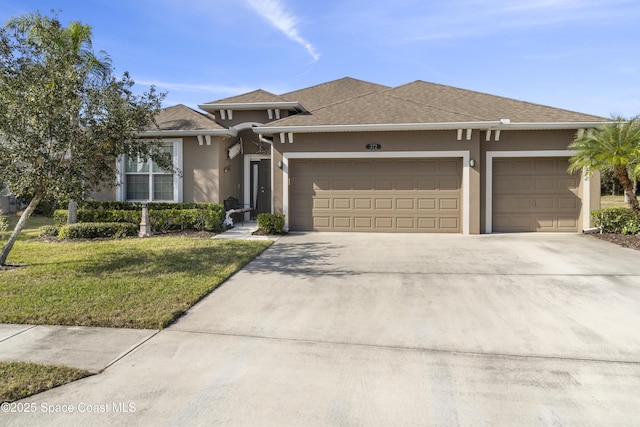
[569,116,640,216]
[0,12,170,265]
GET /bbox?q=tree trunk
[0,193,43,266]
[614,166,640,216]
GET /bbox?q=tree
[569,116,640,216]
[0,12,170,266]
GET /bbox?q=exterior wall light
[469,159,475,167]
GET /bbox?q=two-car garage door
[290,159,461,232]
[288,156,582,233]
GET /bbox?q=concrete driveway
[4,233,640,426]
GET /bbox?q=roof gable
[282,77,389,111]
[148,104,226,131]
[204,89,287,105]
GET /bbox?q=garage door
[290,158,461,232]
[492,157,580,232]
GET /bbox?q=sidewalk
[0,222,279,374]
[0,324,158,372]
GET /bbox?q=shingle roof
[264,79,606,128]
[270,91,477,126]
[204,89,287,105]
[390,81,606,123]
[147,104,226,131]
[281,77,389,111]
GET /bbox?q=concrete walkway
[2,233,640,426]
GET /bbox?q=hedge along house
[101,77,611,234]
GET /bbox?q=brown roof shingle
[147,104,225,131]
[263,79,607,128]
[282,77,389,111]
[390,81,606,123]
[204,89,287,105]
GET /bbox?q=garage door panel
[418,198,437,210]
[375,198,393,209]
[418,179,437,191]
[332,179,350,191]
[354,217,372,228]
[439,198,459,210]
[439,179,460,191]
[397,199,415,209]
[313,198,330,209]
[397,218,415,228]
[396,179,414,191]
[354,198,372,209]
[418,218,437,229]
[333,217,351,228]
[558,198,578,209]
[493,157,580,232]
[440,218,459,230]
[291,159,461,233]
[353,180,372,191]
[333,198,351,209]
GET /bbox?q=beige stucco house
[97,77,610,234]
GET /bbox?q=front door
[250,159,271,219]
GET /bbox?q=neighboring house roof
[281,77,390,111]
[253,78,610,134]
[142,104,236,137]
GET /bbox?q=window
[117,139,183,202]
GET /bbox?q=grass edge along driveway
[0,233,272,329]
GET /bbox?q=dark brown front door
[250,159,271,219]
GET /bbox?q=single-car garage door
[290,158,461,232]
[492,157,580,232]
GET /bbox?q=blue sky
[1,0,639,117]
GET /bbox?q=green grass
[600,195,627,209]
[0,361,91,403]
[2,215,54,240]
[0,234,271,329]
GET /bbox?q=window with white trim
[117,139,183,202]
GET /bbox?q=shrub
[257,213,285,235]
[38,225,60,237]
[592,207,640,234]
[58,222,138,239]
[54,203,225,232]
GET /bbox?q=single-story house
[94,77,610,234]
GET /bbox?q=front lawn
[0,232,271,329]
[0,361,91,403]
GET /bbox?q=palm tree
[569,116,640,215]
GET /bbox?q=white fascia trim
[282,151,471,234]
[198,101,304,112]
[254,121,503,135]
[253,121,611,135]
[243,154,272,222]
[485,150,585,233]
[138,129,237,138]
[496,121,611,130]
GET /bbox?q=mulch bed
[591,233,640,251]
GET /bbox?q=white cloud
[245,0,320,61]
